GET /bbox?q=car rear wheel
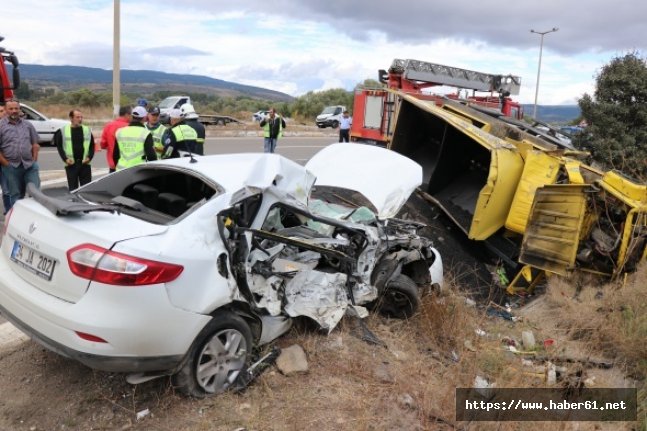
[173,311,252,398]
[377,274,420,319]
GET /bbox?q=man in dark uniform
[54,109,95,190]
[162,109,198,159]
[180,104,205,155]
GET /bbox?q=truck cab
[158,96,191,114]
[316,105,346,129]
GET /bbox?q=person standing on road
[113,106,157,170]
[100,106,131,172]
[162,109,198,159]
[54,109,95,191]
[0,104,11,213]
[145,106,167,159]
[0,99,41,211]
[180,104,205,155]
[339,110,352,143]
[259,108,286,153]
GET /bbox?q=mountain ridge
[20,64,293,102]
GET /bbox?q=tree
[574,52,647,180]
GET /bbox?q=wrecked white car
[0,144,442,397]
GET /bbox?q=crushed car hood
[306,143,423,219]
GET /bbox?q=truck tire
[331,120,339,129]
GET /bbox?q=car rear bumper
[0,303,184,373]
[0,252,211,373]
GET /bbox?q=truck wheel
[377,274,420,319]
[331,120,339,129]
[173,311,252,398]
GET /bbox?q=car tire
[331,120,339,129]
[173,311,253,398]
[377,274,420,319]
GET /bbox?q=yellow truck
[386,92,647,293]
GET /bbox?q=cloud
[2,0,641,104]
[138,46,210,56]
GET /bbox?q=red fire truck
[350,59,523,146]
[0,36,20,103]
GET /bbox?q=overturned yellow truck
[387,93,647,293]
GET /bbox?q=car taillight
[67,243,183,286]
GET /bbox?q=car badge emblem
[29,222,37,234]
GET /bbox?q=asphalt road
[37,136,335,170]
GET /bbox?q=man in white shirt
[339,110,352,142]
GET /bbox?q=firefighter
[145,106,167,159]
[180,104,205,155]
[162,109,198,159]
[54,109,95,191]
[113,106,157,170]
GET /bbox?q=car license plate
[10,240,56,281]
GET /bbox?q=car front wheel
[377,274,420,319]
[173,311,253,397]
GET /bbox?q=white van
[315,105,346,128]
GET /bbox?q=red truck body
[351,59,523,146]
[0,36,20,103]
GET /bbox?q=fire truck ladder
[390,59,521,95]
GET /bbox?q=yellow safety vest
[171,124,198,147]
[61,125,91,166]
[263,116,283,138]
[146,122,167,159]
[115,126,151,170]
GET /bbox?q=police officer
[145,106,167,159]
[162,109,198,159]
[113,106,157,170]
[54,109,95,191]
[180,104,205,155]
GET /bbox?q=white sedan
[0,144,443,397]
[20,103,68,145]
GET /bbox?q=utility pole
[530,27,558,120]
[112,0,120,117]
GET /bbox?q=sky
[2,0,643,105]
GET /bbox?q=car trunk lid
[2,198,168,303]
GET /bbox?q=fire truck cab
[0,36,20,104]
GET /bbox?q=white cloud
[1,0,641,105]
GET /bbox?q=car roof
[147,153,315,203]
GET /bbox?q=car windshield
[321,107,336,115]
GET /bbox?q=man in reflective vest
[53,109,95,191]
[145,105,167,159]
[259,108,286,153]
[180,104,205,155]
[113,106,157,170]
[162,109,198,159]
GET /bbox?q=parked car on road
[20,104,68,145]
[0,144,442,397]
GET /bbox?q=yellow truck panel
[519,185,589,275]
[505,151,561,234]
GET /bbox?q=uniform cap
[148,106,160,115]
[132,106,147,119]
